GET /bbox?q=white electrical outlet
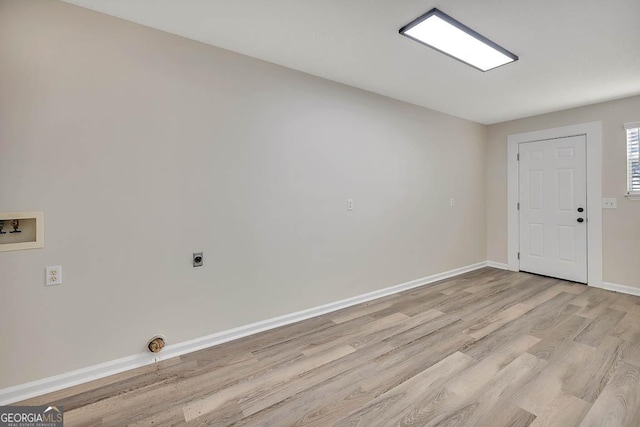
[450,198,455,207]
[347,199,354,211]
[603,198,617,209]
[45,266,62,286]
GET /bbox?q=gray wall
[487,95,640,288]
[0,0,487,388]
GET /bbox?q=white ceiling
[62,0,640,124]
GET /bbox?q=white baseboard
[0,261,489,405]
[602,281,640,297]
[486,261,510,270]
[0,352,159,407]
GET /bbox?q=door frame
[507,121,603,287]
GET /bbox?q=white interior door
[518,135,587,283]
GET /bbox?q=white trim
[486,261,510,270]
[0,352,159,407]
[602,281,640,297]
[0,261,488,405]
[507,121,603,287]
[623,121,640,130]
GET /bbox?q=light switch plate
[46,266,62,286]
[603,198,617,209]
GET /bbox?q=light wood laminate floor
[19,268,640,426]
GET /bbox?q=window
[625,122,640,199]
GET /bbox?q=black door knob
[577,218,584,223]
[577,207,584,212]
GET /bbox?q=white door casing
[518,136,587,283]
[507,122,602,288]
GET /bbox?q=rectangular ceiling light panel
[399,8,518,71]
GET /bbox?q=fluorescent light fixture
[399,8,518,71]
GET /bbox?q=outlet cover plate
[46,266,62,286]
[193,252,203,267]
